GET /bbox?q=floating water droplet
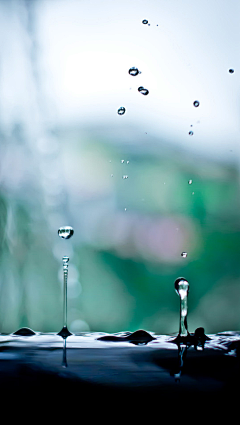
[124,208,127,211]
[58,226,74,240]
[174,277,189,337]
[138,86,149,95]
[188,179,192,185]
[229,69,234,74]
[181,252,188,258]
[117,107,126,115]
[129,67,140,76]
[192,192,194,195]
[122,175,128,179]
[121,159,124,163]
[189,131,194,136]
[142,19,148,24]
[193,100,200,107]
[111,174,114,177]
[148,23,150,26]
[126,160,130,164]
[109,160,111,163]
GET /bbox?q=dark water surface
[0,328,239,417]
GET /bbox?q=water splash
[174,277,189,338]
[58,256,72,338]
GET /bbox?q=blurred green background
[0,0,240,334]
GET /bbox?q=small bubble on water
[118,107,126,115]
[138,86,149,96]
[142,19,148,24]
[181,252,188,258]
[129,67,140,76]
[122,175,128,179]
[121,159,124,163]
[193,100,200,107]
[189,131,194,136]
[188,179,192,185]
[58,226,74,240]
[229,69,234,74]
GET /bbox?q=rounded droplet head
[229,69,234,74]
[181,252,188,258]
[174,278,189,297]
[189,131,194,136]
[118,107,126,115]
[142,19,148,24]
[138,86,149,95]
[129,67,139,76]
[188,179,192,184]
[58,226,74,240]
[193,100,200,107]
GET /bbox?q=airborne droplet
[129,67,140,76]
[188,179,192,185]
[142,19,148,24]
[122,175,128,179]
[181,252,188,258]
[189,131,194,136]
[121,159,124,163]
[118,107,126,115]
[138,86,149,95]
[229,69,234,74]
[58,226,74,240]
[193,100,200,107]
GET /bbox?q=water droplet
[129,67,140,76]
[193,100,200,107]
[181,252,188,258]
[121,159,124,163]
[142,19,148,24]
[148,23,150,26]
[124,208,127,211]
[188,179,192,185]
[58,226,74,240]
[122,175,128,179]
[117,107,126,115]
[109,160,111,163]
[111,174,114,177]
[175,277,189,298]
[126,160,130,164]
[192,192,194,195]
[189,131,194,136]
[229,69,234,74]
[138,86,149,95]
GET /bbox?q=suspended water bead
[117,107,126,115]
[142,19,148,24]
[188,179,192,185]
[126,160,130,164]
[189,131,194,136]
[121,159,125,163]
[111,174,114,177]
[174,277,189,337]
[193,100,200,107]
[58,226,74,240]
[181,252,188,258]
[129,67,140,76]
[122,175,128,179]
[124,208,127,211]
[138,86,149,95]
[229,69,234,74]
